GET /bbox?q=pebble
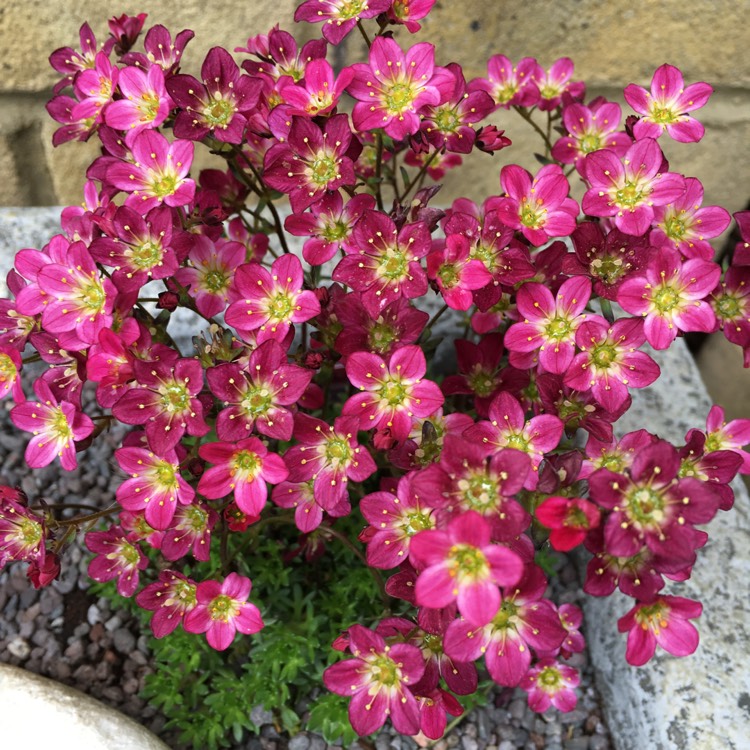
[113,628,136,654]
[589,737,609,750]
[87,604,102,626]
[7,636,30,659]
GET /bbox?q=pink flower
[115,447,195,530]
[106,130,196,211]
[360,473,438,569]
[183,572,264,651]
[162,503,217,562]
[167,46,261,143]
[0,494,46,567]
[535,58,584,111]
[387,0,436,33]
[427,234,492,311]
[551,99,631,172]
[86,526,147,597]
[206,340,313,442]
[0,345,23,403]
[285,414,376,509]
[471,55,542,108]
[618,595,702,666]
[616,248,720,349]
[174,235,245,318]
[443,565,566,687]
[624,64,713,143]
[564,315,661,412]
[332,211,431,316]
[112,358,209,454]
[463,391,563,489]
[104,63,171,137]
[11,380,93,471]
[224,254,321,343]
[264,114,358,214]
[521,658,580,712]
[535,496,600,551]
[347,37,452,140]
[279,59,354,117]
[342,345,444,443]
[285,193,376,267]
[198,437,288,517]
[582,138,685,236]
[135,570,197,638]
[649,177,730,260]
[700,405,750,473]
[496,164,578,246]
[294,0,391,44]
[323,624,425,735]
[410,511,524,627]
[503,276,592,374]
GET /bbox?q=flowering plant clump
[2,4,749,745]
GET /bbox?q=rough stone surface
[0,663,169,749]
[582,339,750,750]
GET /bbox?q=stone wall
[1,0,749,215]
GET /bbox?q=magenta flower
[11,380,93,471]
[496,164,578,246]
[206,340,313,442]
[624,64,713,143]
[285,193,376,267]
[285,414,376,509]
[272,479,350,533]
[323,624,425,735]
[115,447,195,530]
[86,526,147,597]
[334,295,428,359]
[342,345,444,443]
[360,473,439,569]
[564,315,661,412]
[332,211,430,316]
[0,495,46,567]
[347,37,452,140]
[700,405,750,473]
[387,0,437,33]
[107,130,196,211]
[503,276,592,374]
[23,241,116,347]
[536,58,584,111]
[174,235,245,318]
[279,58,354,117]
[197,437,288,517]
[521,658,580,712]
[616,248,720,349]
[183,572,264,651]
[294,0,391,44]
[426,234,492,310]
[135,570,198,638]
[582,138,685,236]
[122,24,195,76]
[264,115,358,214]
[564,222,652,301]
[443,565,566,687]
[225,254,321,343]
[73,52,119,122]
[112,358,209,454]
[89,205,179,292]
[463,391,563,488]
[588,439,719,565]
[471,55,542,108]
[650,177,730,260]
[168,46,261,143]
[49,22,112,93]
[104,63,171,137]
[710,265,750,352]
[618,596,702,666]
[410,511,524,627]
[551,99,631,172]
[162,503,217,562]
[420,63,495,154]
[0,345,23,403]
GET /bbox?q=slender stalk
[50,504,119,528]
[356,20,372,47]
[374,131,385,211]
[513,105,554,153]
[419,303,449,342]
[399,150,440,204]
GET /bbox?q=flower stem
[513,105,554,153]
[357,20,372,47]
[420,303,449,342]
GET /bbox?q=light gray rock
[0,663,169,749]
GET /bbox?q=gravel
[0,366,612,750]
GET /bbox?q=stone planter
[1,207,748,750]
